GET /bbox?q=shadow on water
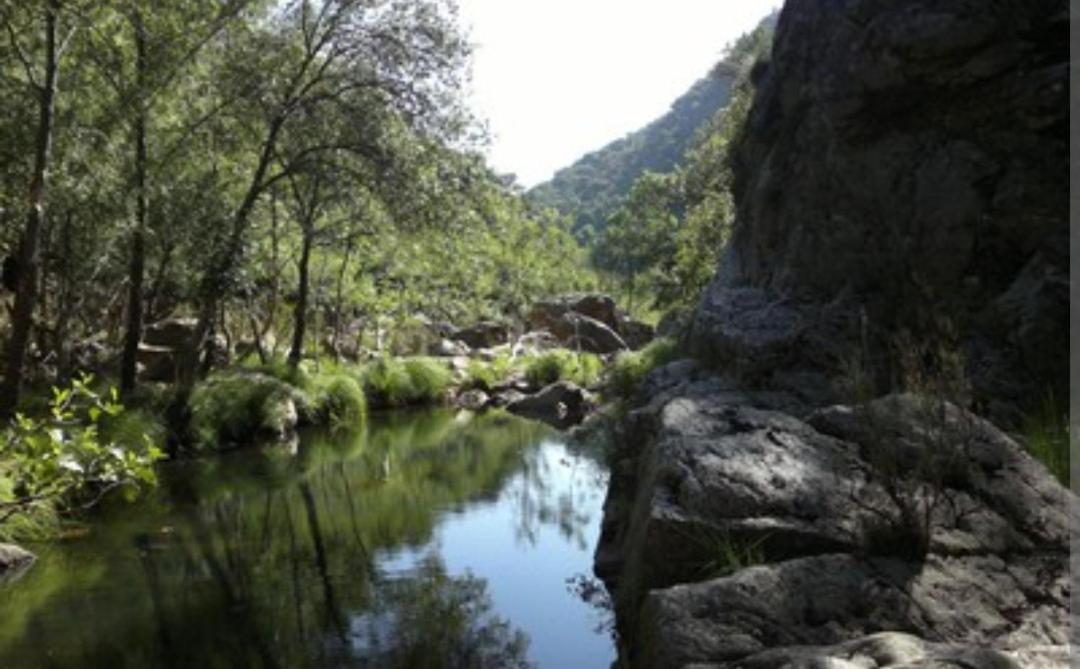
[0,410,613,668]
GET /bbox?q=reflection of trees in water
[508,444,608,551]
[351,554,534,669]
[0,412,548,668]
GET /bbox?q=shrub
[188,373,302,450]
[0,375,163,539]
[403,357,453,404]
[362,357,453,408]
[465,355,515,391]
[306,372,367,428]
[523,350,602,388]
[608,337,678,397]
[239,354,310,389]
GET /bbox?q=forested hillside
[529,11,777,244]
[528,74,734,240]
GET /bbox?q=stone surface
[451,321,511,350]
[527,293,620,333]
[506,381,595,429]
[596,387,1070,668]
[688,0,1068,422]
[0,543,36,583]
[455,389,489,411]
[143,317,198,349]
[618,318,656,351]
[550,312,628,355]
[429,338,471,358]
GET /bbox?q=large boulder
[550,312,628,355]
[527,293,620,333]
[136,344,178,382]
[0,543,35,581]
[451,321,511,350]
[687,0,1068,423]
[597,387,1070,668]
[617,317,655,351]
[506,381,595,429]
[143,317,197,349]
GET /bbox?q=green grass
[523,350,602,388]
[188,372,304,451]
[464,355,516,391]
[361,357,454,409]
[1020,391,1069,485]
[238,354,310,389]
[607,337,679,398]
[305,372,367,429]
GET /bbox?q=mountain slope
[528,70,736,239]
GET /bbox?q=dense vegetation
[0,0,602,539]
[0,0,596,416]
[528,73,736,241]
[592,20,776,311]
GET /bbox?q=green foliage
[362,357,454,409]
[403,358,454,404]
[306,373,367,429]
[608,338,679,398]
[1020,391,1069,485]
[240,356,310,389]
[523,350,603,388]
[465,355,516,392]
[0,375,163,538]
[188,373,303,450]
[529,70,739,240]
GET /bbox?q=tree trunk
[331,234,355,356]
[0,2,60,419]
[179,114,285,388]
[288,226,313,370]
[121,10,149,395]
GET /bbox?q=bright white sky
[456,0,781,188]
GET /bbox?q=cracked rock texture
[596,2,1070,666]
[687,0,1067,426]
[597,384,1070,668]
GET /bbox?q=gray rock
[596,390,1070,668]
[512,331,562,357]
[506,381,595,429]
[618,318,655,350]
[451,321,511,350]
[430,338,471,357]
[0,543,35,579]
[455,389,489,411]
[137,343,178,382]
[688,0,1067,422]
[527,293,620,333]
[552,312,628,355]
[143,317,197,349]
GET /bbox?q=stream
[0,410,615,668]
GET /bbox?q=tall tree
[0,0,68,418]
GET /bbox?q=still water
[0,410,614,668]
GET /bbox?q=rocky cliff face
[595,2,1071,667]
[690,0,1068,424]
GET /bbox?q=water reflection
[0,410,612,668]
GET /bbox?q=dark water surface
[0,410,614,668]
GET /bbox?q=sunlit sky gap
[456,0,781,187]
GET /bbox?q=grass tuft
[607,337,679,398]
[1020,391,1069,485]
[523,350,603,388]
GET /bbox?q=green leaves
[0,374,164,529]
